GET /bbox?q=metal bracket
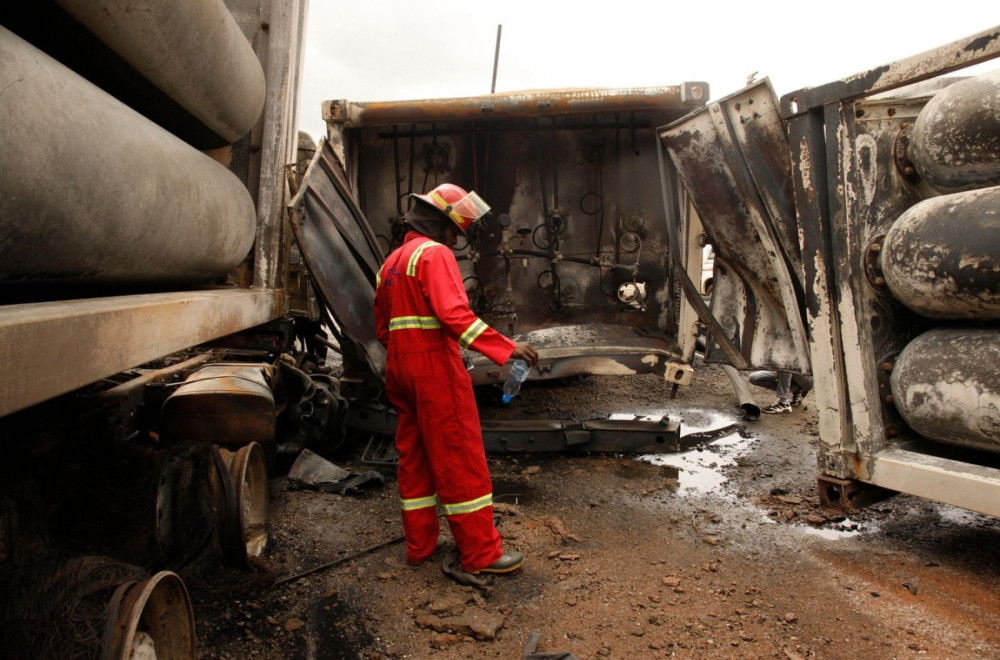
[817,474,895,513]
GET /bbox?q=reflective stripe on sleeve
[458,318,488,349]
[442,492,493,516]
[401,494,438,511]
[406,240,437,276]
[388,316,441,331]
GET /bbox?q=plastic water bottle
[501,359,530,404]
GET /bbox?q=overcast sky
[298,2,998,141]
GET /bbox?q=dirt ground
[192,359,1000,659]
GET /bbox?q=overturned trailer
[295,83,726,455]
[0,0,728,654]
[663,26,1000,517]
[3,1,998,654]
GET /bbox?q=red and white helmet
[412,183,491,235]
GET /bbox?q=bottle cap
[502,394,512,404]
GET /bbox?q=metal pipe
[0,28,256,285]
[337,85,698,127]
[721,365,761,421]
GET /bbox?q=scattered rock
[415,610,506,640]
[429,633,462,649]
[537,515,582,543]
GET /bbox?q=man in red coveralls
[374,183,538,574]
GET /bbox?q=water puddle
[800,517,870,539]
[622,408,751,498]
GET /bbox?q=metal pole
[491,24,502,93]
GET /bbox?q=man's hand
[511,342,538,367]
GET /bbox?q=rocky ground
[193,359,1000,659]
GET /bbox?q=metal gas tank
[0,27,257,287]
[891,328,1000,452]
[909,69,1000,193]
[881,186,1000,320]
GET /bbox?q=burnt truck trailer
[1,0,998,653]
[0,1,720,655]
[662,26,1000,518]
[304,84,725,457]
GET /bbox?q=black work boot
[473,551,525,574]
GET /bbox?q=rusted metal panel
[347,401,683,454]
[252,0,309,291]
[290,139,386,385]
[786,108,854,475]
[659,79,810,373]
[910,70,1000,192]
[161,364,276,449]
[467,323,693,386]
[0,289,280,418]
[326,83,708,128]
[882,186,1000,319]
[480,417,682,453]
[797,91,935,479]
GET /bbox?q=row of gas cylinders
[877,69,1000,452]
[0,442,268,659]
[0,0,264,286]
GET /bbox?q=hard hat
[412,183,491,235]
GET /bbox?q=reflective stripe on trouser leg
[417,347,501,571]
[443,494,500,572]
[386,343,502,571]
[400,493,439,564]
[389,370,442,564]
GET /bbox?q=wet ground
[195,360,1000,659]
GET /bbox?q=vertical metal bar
[253,0,304,295]
[827,100,885,472]
[788,105,854,477]
[491,24,502,94]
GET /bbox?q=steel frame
[782,26,1000,516]
[0,290,280,418]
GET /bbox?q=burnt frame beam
[779,25,1000,117]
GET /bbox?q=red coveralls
[374,231,516,571]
